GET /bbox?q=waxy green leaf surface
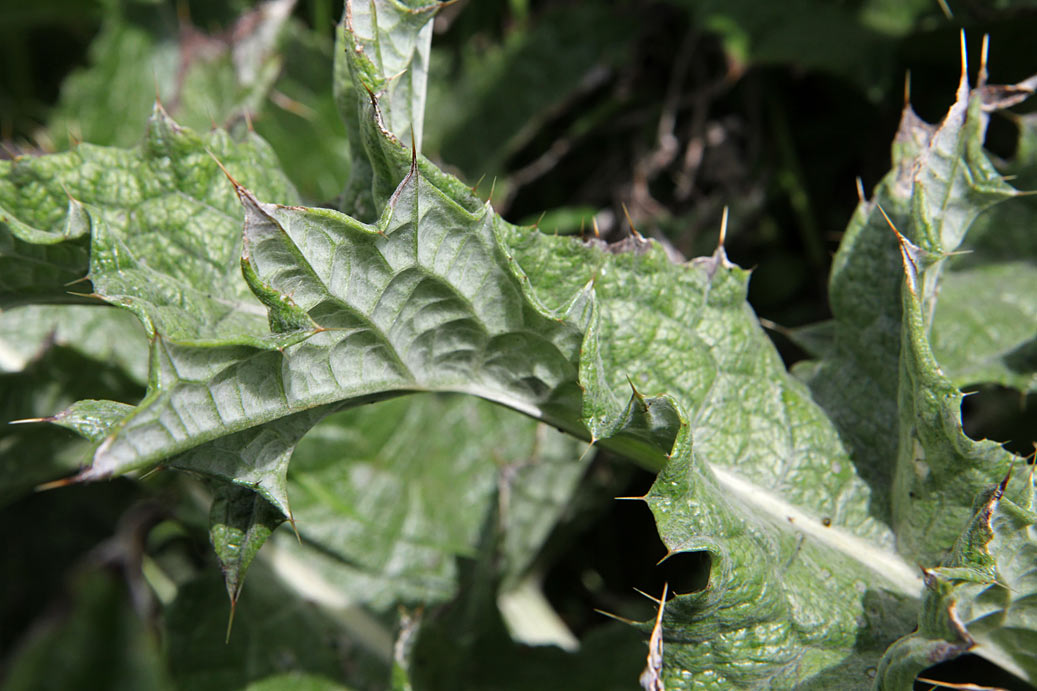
[3,2,1035,689]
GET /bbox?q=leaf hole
[915,652,1035,691]
[960,385,1036,458]
[541,462,711,635]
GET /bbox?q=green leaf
[339,0,438,152]
[886,85,1022,566]
[49,398,137,442]
[789,66,1036,687]
[505,230,926,688]
[928,112,1037,393]
[76,148,590,482]
[334,0,440,220]
[0,167,92,306]
[62,5,928,686]
[1,104,298,315]
[274,393,590,609]
[209,482,286,610]
[877,470,1037,686]
[793,71,1028,566]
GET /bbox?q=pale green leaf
[274,393,590,609]
[1,104,298,320]
[789,67,1036,688]
[49,399,136,442]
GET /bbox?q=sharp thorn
[718,206,729,248]
[959,30,969,88]
[979,34,990,88]
[225,598,237,644]
[621,203,643,240]
[35,475,77,491]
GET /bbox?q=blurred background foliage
[1,1,1035,689]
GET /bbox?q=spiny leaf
[58,4,929,687]
[877,469,1037,686]
[0,103,298,324]
[49,399,136,443]
[334,0,442,220]
[209,483,287,628]
[13,3,1036,688]
[793,66,1031,567]
[790,57,1037,687]
[501,231,917,688]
